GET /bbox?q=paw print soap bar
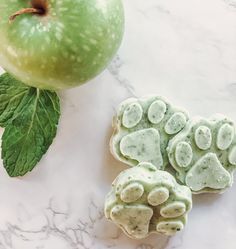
[167,116,236,193]
[104,162,192,239]
[110,96,189,169]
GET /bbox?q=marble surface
[1,0,236,248]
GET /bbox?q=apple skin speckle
[0,0,124,90]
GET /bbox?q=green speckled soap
[105,162,192,239]
[110,96,189,170]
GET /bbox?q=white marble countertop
[1,0,236,248]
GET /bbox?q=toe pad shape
[148,100,166,124]
[122,102,143,128]
[147,187,169,206]
[160,201,186,218]
[120,183,144,203]
[156,220,184,235]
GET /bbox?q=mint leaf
[0,73,60,177]
[0,73,29,127]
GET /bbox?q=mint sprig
[0,73,60,177]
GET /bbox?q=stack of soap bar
[105,162,192,239]
[105,95,236,239]
[110,96,189,169]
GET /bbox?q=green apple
[0,0,124,90]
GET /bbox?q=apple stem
[9,8,44,22]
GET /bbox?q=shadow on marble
[192,192,222,206]
[134,234,171,249]
[193,175,236,207]
[102,126,128,183]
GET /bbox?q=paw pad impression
[167,116,236,193]
[104,162,192,239]
[110,96,189,170]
